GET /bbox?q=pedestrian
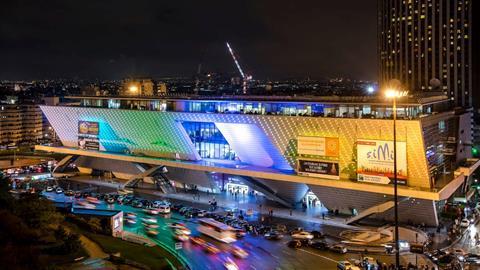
[322,213,325,220]
[290,209,292,216]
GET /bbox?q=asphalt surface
[42,179,435,270]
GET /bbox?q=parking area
[31,178,445,270]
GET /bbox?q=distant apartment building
[378,0,473,108]
[120,78,155,96]
[0,102,43,147]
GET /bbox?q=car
[144,208,159,215]
[330,244,348,254]
[291,231,314,240]
[231,245,249,259]
[203,242,220,254]
[141,218,157,224]
[144,223,159,229]
[175,228,191,235]
[197,210,207,217]
[310,241,329,250]
[235,229,247,238]
[168,222,187,230]
[106,197,115,204]
[117,195,125,203]
[74,192,82,198]
[337,260,361,270]
[46,186,54,192]
[55,187,64,194]
[64,190,74,196]
[310,230,324,239]
[179,207,191,214]
[171,203,184,211]
[264,231,285,240]
[223,257,239,270]
[118,188,133,195]
[174,233,189,242]
[289,227,304,235]
[190,236,206,246]
[133,201,143,208]
[287,240,302,249]
[146,229,158,236]
[158,205,170,214]
[460,218,470,228]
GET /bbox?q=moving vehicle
[55,187,64,194]
[231,245,249,259]
[46,186,54,192]
[141,218,157,224]
[146,229,158,236]
[223,257,239,270]
[330,244,348,254]
[264,231,284,240]
[291,231,314,240]
[190,236,206,246]
[198,218,236,243]
[174,233,189,242]
[337,261,360,270]
[203,242,220,254]
[144,208,159,215]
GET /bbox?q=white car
[460,218,470,228]
[337,261,360,270]
[55,187,64,194]
[291,231,314,240]
[46,186,54,192]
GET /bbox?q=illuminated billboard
[78,121,99,151]
[297,136,339,157]
[356,139,407,185]
[297,159,340,180]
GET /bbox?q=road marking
[298,249,337,263]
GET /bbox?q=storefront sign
[297,159,340,180]
[78,121,100,150]
[297,136,339,157]
[356,139,407,185]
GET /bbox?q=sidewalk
[67,176,357,230]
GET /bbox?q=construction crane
[226,42,251,94]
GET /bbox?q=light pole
[385,89,408,269]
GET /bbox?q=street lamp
[384,88,408,269]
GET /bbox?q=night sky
[0,0,377,80]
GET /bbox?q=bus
[197,218,236,243]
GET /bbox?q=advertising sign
[78,121,100,151]
[297,136,339,157]
[78,121,99,135]
[356,139,407,185]
[297,159,340,180]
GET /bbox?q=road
[46,179,434,270]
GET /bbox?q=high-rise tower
[378,0,473,108]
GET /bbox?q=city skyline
[0,0,377,81]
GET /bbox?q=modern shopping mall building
[36,94,480,226]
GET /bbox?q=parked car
[46,186,54,192]
[310,230,324,239]
[55,187,64,194]
[330,244,348,254]
[337,260,360,270]
[310,241,329,250]
[287,240,302,249]
[264,231,285,240]
[158,205,171,214]
[291,231,314,240]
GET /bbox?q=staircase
[345,201,395,224]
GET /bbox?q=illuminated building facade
[378,0,473,107]
[38,94,479,226]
